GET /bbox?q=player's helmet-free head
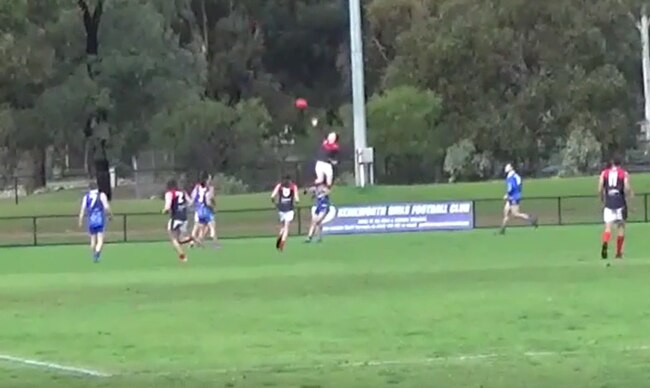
[88,181,98,190]
[327,132,338,143]
[282,175,292,186]
[166,179,178,190]
[610,156,622,167]
[504,163,514,174]
[199,172,212,186]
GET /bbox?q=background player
[314,132,339,188]
[305,183,330,243]
[499,163,538,234]
[163,179,193,262]
[190,172,218,248]
[271,175,299,251]
[78,182,111,263]
[599,158,632,260]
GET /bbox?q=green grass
[6,173,650,216]
[2,173,650,246]
[2,225,650,386]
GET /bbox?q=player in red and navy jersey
[598,158,633,260]
[314,132,339,188]
[163,179,193,262]
[271,175,299,251]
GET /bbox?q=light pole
[348,0,371,186]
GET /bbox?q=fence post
[472,200,477,228]
[297,207,302,235]
[32,217,37,246]
[123,214,128,242]
[14,177,18,205]
[645,194,648,223]
[557,197,562,225]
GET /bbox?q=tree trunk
[31,147,47,189]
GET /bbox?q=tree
[367,86,444,183]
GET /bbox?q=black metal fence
[0,193,647,247]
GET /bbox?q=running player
[78,182,111,263]
[163,179,193,262]
[499,163,538,234]
[314,132,339,188]
[599,158,632,260]
[190,172,218,248]
[305,183,330,243]
[271,175,299,251]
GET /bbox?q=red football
[295,98,308,110]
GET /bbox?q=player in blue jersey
[78,182,112,263]
[305,183,331,243]
[190,172,219,248]
[499,163,538,234]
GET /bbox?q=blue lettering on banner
[312,201,474,235]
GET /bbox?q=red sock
[602,231,611,243]
[616,236,624,255]
[179,253,186,261]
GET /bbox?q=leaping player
[78,182,112,263]
[191,172,219,248]
[163,179,193,262]
[271,175,299,251]
[305,183,331,243]
[599,158,632,260]
[499,163,538,234]
[313,132,339,188]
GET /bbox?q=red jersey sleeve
[322,140,339,152]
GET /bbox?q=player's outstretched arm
[270,184,280,204]
[100,192,112,219]
[624,173,633,199]
[162,192,172,214]
[597,173,605,203]
[78,198,86,228]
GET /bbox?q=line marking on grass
[126,344,650,378]
[0,353,111,377]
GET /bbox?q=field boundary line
[126,344,650,377]
[0,353,111,377]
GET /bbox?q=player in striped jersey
[599,159,633,260]
[190,172,218,248]
[271,175,299,251]
[305,183,331,243]
[78,182,112,263]
[163,179,193,262]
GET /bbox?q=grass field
[5,173,650,216]
[2,173,650,246]
[2,225,650,387]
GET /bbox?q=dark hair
[282,175,292,186]
[199,172,211,186]
[88,181,98,190]
[166,179,178,190]
[609,156,622,167]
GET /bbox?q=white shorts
[603,208,625,224]
[315,160,333,185]
[279,211,295,223]
[167,219,188,233]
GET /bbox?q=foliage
[212,172,249,195]
[559,127,603,177]
[0,0,647,188]
[335,171,356,187]
[444,139,475,183]
[367,86,444,183]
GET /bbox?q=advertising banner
[314,201,474,235]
